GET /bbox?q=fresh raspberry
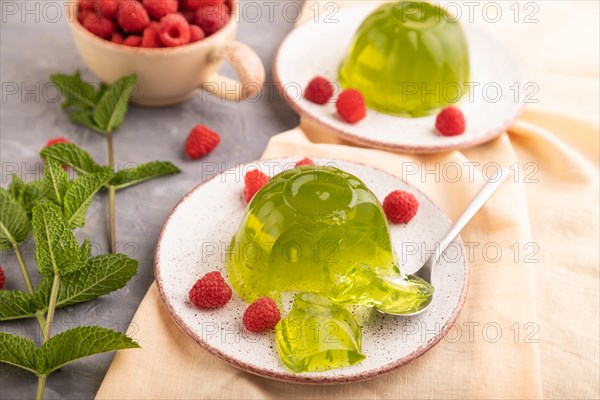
[46,137,70,147]
[78,0,101,24]
[189,24,205,42]
[181,0,223,12]
[142,22,161,47]
[181,10,195,23]
[97,0,119,19]
[158,13,190,47]
[0,265,5,289]
[83,15,116,39]
[243,169,269,203]
[304,76,334,105]
[295,157,314,167]
[188,271,232,309]
[336,89,366,124]
[111,31,124,44]
[143,0,178,20]
[243,297,281,332]
[117,0,150,33]
[184,124,220,159]
[122,35,142,46]
[194,2,229,36]
[435,106,466,136]
[383,190,419,224]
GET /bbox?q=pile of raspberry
[78,0,231,48]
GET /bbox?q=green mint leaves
[93,74,136,133]
[0,327,139,376]
[0,188,31,250]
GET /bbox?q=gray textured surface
[0,2,301,398]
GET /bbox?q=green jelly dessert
[326,264,434,315]
[226,165,399,303]
[338,1,470,117]
[275,293,366,373]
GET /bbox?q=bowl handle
[200,41,265,102]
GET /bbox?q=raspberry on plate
[189,271,232,309]
[189,24,206,42]
[194,2,229,36]
[184,124,220,159]
[304,76,334,105]
[383,190,419,224]
[143,0,178,20]
[122,35,143,46]
[295,157,315,167]
[159,13,191,47]
[117,0,150,33]
[435,106,466,136]
[336,89,366,124]
[0,265,5,289]
[243,297,281,332]
[142,22,161,47]
[83,15,116,39]
[243,169,269,203]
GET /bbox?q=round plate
[155,158,468,383]
[273,4,526,153]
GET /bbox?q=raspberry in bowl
[67,0,265,105]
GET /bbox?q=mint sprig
[49,71,181,252]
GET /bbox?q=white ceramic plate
[273,4,526,153]
[155,158,468,383]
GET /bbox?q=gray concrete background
[0,1,301,398]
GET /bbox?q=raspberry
[304,76,334,105]
[181,10,195,23]
[83,15,116,39]
[122,35,142,46]
[117,0,150,33]
[98,0,119,19]
[181,0,223,12]
[189,24,205,42]
[383,190,419,224]
[336,89,366,124]
[0,265,5,289]
[243,297,280,332]
[295,157,314,167]
[143,0,178,20]
[158,13,190,47]
[46,137,70,147]
[194,2,229,36]
[188,271,232,309]
[435,106,466,136]
[142,22,161,47]
[243,169,269,203]
[184,124,220,159]
[111,32,124,44]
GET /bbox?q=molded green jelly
[338,1,470,117]
[275,293,366,373]
[226,166,399,303]
[326,264,434,315]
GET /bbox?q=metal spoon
[381,167,511,316]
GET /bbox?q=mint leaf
[80,238,92,263]
[0,290,39,321]
[35,326,139,375]
[8,176,46,217]
[112,161,181,190]
[0,333,38,374]
[63,171,113,228]
[40,254,138,308]
[68,109,104,133]
[93,74,136,133]
[40,143,104,175]
[50,71,98,110]
[32,203,83,275]
[0,189,31,250]
[43,159,69,207]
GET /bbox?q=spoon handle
[433,167,512,264]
